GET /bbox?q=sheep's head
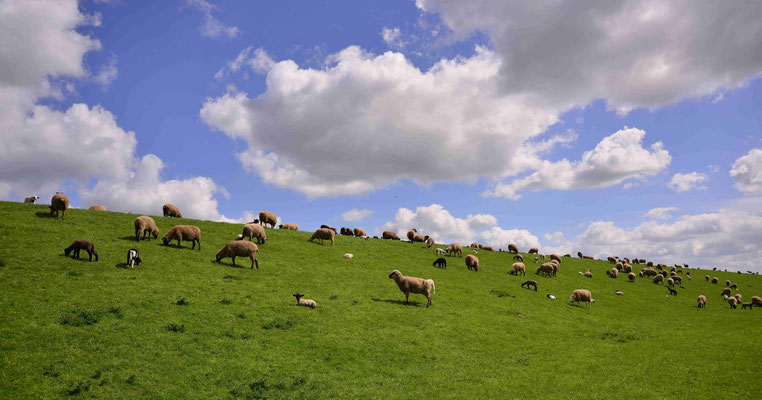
[293,293,303,300]
[568,297,575,304]
[388,270,401,280]
[64,247,71,256]
[134,257,142,266]
[162,237,170,245]
[151,229,160,238]
[591,299,596,303]
[215,252,223,262]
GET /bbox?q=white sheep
[435,248,445,256]
[569,289,595,308]
[23,196,39,204]
[388,269,435,307]
[293,293,316,309]
[344,253,354,259]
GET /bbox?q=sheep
[752,296,762,307]
[641,268,658,277]
[653,274,664,284]
[513,254,524,262]
[667,277,675,287]
[521,280,538,291]
[510,262,526,276]
[388,269,435,307]
[697,295,707,308]
[482,246,494,251]
[309,228,335,246]
[216,240,259,269]
[721,287,732,297]
[583,255,594,259]
[162,203,183,218]
[607,268,618,279]
[293,293,316,309]
[435,248,445,256]
[734,294,742,303]
[672,276,682,285]
[127,248,141,268]
[162,225,201,250]
[88,205,106,211]
[50,193,70,220]
[725,280,731,287]
[577,251,584,258]
[278,223,299,230]
[382,231,400,240]
[426,236,436,248]
[547,294,556,300]
[64,240,98,261]
[354,227,367,237]
[24,196,39,204]
[623,264,632,274]
[534,256,539,263]
[705,274,710,281]
[563,253,571,258]
[241,223,267,245]
[584,269,593,278]
[741,302,754,310]
[339,227,351,236]
[433,257,447,269]
[568,289,595,308]
[465,255,480,271]
[508,243,519,253]
[550,254,562,263]
[628,272,636,282]
[473,249,478,254]
[410,233,428,243]
[528,247,539,254]
[728,297,738,309]
[711,277,719,284]
[445,242,463,257]
[607,256,617,263]
[258,210,278,228]
[406,229,417,242]
[134,216,160,241]
[615,290,623,295]
[536,263,555,277]
[730,283,738,290]
[470,242,480,248]
[667,287,677,296]
[344,253,354,259]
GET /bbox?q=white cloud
[93,54,118,89]
[183,0,239,39]
[730,148,762,194]
[644,207,678,220]
[707,164,720,174]
[668,172,708,192]
[381,27,405,48]
[215,47,275,79]
[477,227,541,252]
[417,0,762,114]
[484,127,671,200]
[379,204,481,244]
[341,208,374,222]
[466,213,498,229]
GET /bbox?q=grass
[0,200,760,398]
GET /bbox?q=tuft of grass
[223,275,241,281]
[59,309,100,327]
[220,298,232,305]
[165,323,185,333]
[490,289,515,298]
[262,317,294,330]
[174,297,189,306]
[108,306,123,319]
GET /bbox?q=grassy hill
[0,201,760,399]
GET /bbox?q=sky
[1,0,762,271]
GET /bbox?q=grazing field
[0,201,760,399]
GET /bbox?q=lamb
[50,193,70,220]
[550,254,562,263]
[435,248,445,256]
[510,262,526,276]
[134,216,160,241]
[445,242,463,257]
[711,277,719,284]
[697,295,707,308]
[741,302,754,310]
[667,287,677,296]
[528,248,539,254]
[536,263,555,277]
[293,293,316,309]
[162,225,201,250]
[278,223,299,230]
[88,205,106,211]
[547,294,556,300]
[734,294,742,303]
[615,290,623,295]
[728,297,738,309]
[24,196,39,204]
[653,274,664,284]
[309,228,335,246]
[241,223,267,244]
[513,254,524,262]
[568,289,595,308]
[628,272,636,282]
[344,253,354,259]
[64,240,98,261]
[162,203,183,218]
[433,258,447,269]
[354,227,367,237]
[607,268,618,278]
[127,248,141,268]
[426,236,436,248]
[258,210,278,228]
[382,231,400,240]
[215,240,259,269]
[465,255,480,271]
[508,243,519,253]
[388,269,435,307]
[521,280,538,291]
[752,296,762,307]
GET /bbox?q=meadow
[0,201,760,399]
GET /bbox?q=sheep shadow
[114,263,135,269]
[117,236,142,242]
[59,254,95,263]
[370,297,424,307]
[0,259,5,268]
[160,243,200,251]
[34,212,56,219]
[210,260,246,269]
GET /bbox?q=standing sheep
[513,254,524,262]
[426,236,435,248]
[445,243,463,257]
[521,280,538,291]
[510,262,526,276]
[127,248,141,268]
[628,272,636,281]
[721,287,732,297]
[64,240,98,262]
[550,254,562,263]
[88,205,106,211]
[382,231,400,240]
[751,296,762,307]
[653,274,664,284]
[216,241,259,269]
[134,216,160,241]
[242,224,267,245]
[278,223,299,230]
[354,227,367,237]
[528,248,539,254]
[465,255,480,271]
[536,263,555,277]
[734,294,742,303]
[711,277,719,284]
[309,228,335,246]
[24,196,39,204]
[258,211,278,228]
[697,295,707,308]
[435,248,445,256]
[569,289,595,308]
[508,243,519,254]
[725,280,731,286]
[433,258,447,269]
[607,268,619,279]
[667,277,675,287]
[162,203,183,218]
[293,293,316,309]
[50,193,70,220]
[388,270,435,307]
[728,297,738,309]
[340,227,354,236]
[406,229,417,242]
[162,225,201,250]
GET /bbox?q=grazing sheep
[353,227,367,237]
[653,274,664,284]
[563,253,571,258]
[508,243,518,253]
[547,294,556,300]
[711,277,719,284]
[510,262,526,276]
[607,256,617,263]
[513,254,524,262]
[482,246,494,251]
[258,211,278,228]
[730,283,738,290]
[162,203,183,218]
[615,290,623,296]
[672,276,682,285]
[433,258,447,269]
[536,263,555,277]
[697,295,707,308]
[406,229,417,241]
[50,193,70,220]
[705,274,710,281]
[528,248,539,254]
[241,224,267,245]
[721,288,732,297]
[752,296,762,307]
[88,205,106,211]
[723,294,729,300]
[607,268,618,279]
[309,228,335,246]
[134,216,160,241]
[534,256,539,263]
[426,236,436,248]
[445,243,463,257]
[577,251,584,258]
[568,289,595,308]
[470,242,479,248]
[465,255,480,271]
[667,287,677,296]
[584,269,593,278]
[667,277,675,287]
[388,269,435,307]
[293,293,316,309]
[628,272,636,282]
[623,264,632,274]
[735,294,742,303]
[550,254,562,263]
[344,253,354,259]
[615,262,623,271]
[725,280,731,286]
[741,302,754,310]
[278,223,299,230]
[435,248,445,256]
[521,280,538,291]
[64,240,98,261]
[24,196,39,204]
[641,268,657,277]
[162,225,201,250]
[236,234,244,240]
[728,297,738,309]
[127,248,141,268]
[216,240,259,269]
[382,231,400,240]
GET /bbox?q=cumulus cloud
[484,127,671,200]
[381,27,404,48]
[214,47,274,79]
[730,148,762,194]
[477,227,541,252]
[466,213,498,229]
[93,54,118,89]
[183,0,239,39]
[668,172,708,192]
[379,204,500,244]
[417,0,762,114]
[644,207,678,220]
[341,208,374,222]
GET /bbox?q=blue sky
[2,0,761,271]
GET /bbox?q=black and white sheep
[127,248,141,268]
[23,196,39,204]
[293,293,316,309]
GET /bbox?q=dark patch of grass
[351,299,359,305]
[42,363,61,378]
[125,375,137,385]
[237,313,246,319]
[65,380,90,396]
[108,306,123,319]
[262,317,294,330]
[66,270,83,277]
[165,323,185,333]
[223,275,241,281]
[516,358,530,366]
[175,297,189,306]
[329,294,338,300]
[491,289,515,298]
[59,308,100,327]
[601,332,639,343]
[220,298,232,305]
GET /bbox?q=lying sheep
[388,269,435,307]
[88,205,106,211]
[615,290,623,296]
[445,242,462,257]
[162,203,183,218]
[343,253,354,259]
[382,231,400,240]
[510,262,526,276]
[521,280,538,291]
[528,248,539,254]
[278,223,299,230]
[293,293,316,309]
[547,294,556,300]
[162,225,201,250]
[64,240,98,261]
[728,297,738,309]
[258,210,278,228]
[435,248,445,256]
[426,236,436,248]
[508,243,518,253]
[536,263,555,277]
[433,257,447,269]
[481,246,494,251]
[24,196,39,204]
[569,289,595,308]
[354,227,367,237]
[309,228,335,246]
[513,254,524,262]
[697,295,707,308]
[628,272,636,282]
[242,223,267,245]
[216,240,259,269]
[584,269,593,278]
[134,216,160,241]
[465,255,480,271]
[411,233,428,243]
[50,193,70,220]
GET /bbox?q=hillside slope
[0,201,760,399]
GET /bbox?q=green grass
[0,201,760,399]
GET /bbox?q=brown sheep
[728,297,738,309]
[751,296,762,307]
[734,294,742,303]
[470,242,480,248]
[569,289,595,308]
[216,240,259,269]
[510,262,526,276]
[711,277,719,284]
[465,255,480,271]
[258,210,278,228]
[64,240,98,261]
[354,227,367,237]
[628,272,636,281]
[513,254,524,262]
[667,277,675,287]
[134,216,160,241]
[445,242,462,257]
[309,228,335,246]
[406,229,417,242]
[162,225,201,250]
[508,243,519,253]
[528,247,539,254]
[672,275,682,285]
[607,268,618,279]
[388,269,435,307]
[697,295,707,308]
[242,224,267,244]
[162,203,183,218]
[550,254,562,263]
[382,231,400,240]
[584,269,593,278]
[278,223,299,230]
[641,268,658,277]
[536,262,555,277]
[653,274,664,284]
[88,205,106,211]
[607,256,617,263]
[426,236,435,248]
[50,193,70,220]
[481,245,494,251]
[721,287,732,297]
[623,264,632,274]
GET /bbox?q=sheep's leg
[253,257,259,269]
[405,292,410,305]
[197,239,200,250]
[177,238,182,248]
[191,240,196,250]
[88,251,92,262]
[232,256,236,266]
